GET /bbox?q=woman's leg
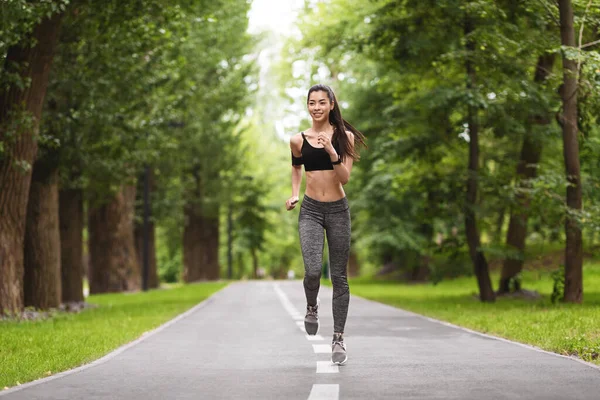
[325,207,351,334]
[298,206,324,307]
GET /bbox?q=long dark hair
[307,84,366,161]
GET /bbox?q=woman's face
[307,90,334,123]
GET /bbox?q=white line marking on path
[274,283,303,320]
[312,344,331,354]
[316,361,339,373]
[308,384,339,400]
[273,284,340,398]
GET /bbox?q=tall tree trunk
[558,0,583,303]
[494,206,506,244]
[414,197,434,281]
[122,185,141,290]
[251,248,258,279]
[206,215,220,280]
[23,162,61,309]
[499,55,555,294]
[183,168,202,282]
[134,220,158,288]
[183,201,207,282]
[88,185,140,294]
[0,11,63,315]
[183,206,220,282]
[464,12,495,302]
[134,169,158,289]
[59,188,84,303]
[227,204,233,280]
[182,166,220,282]
[347,251,360,278]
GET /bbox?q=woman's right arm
[286,135,303,210]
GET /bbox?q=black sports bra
[291,132,340,171]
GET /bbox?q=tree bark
[227,204,233,280]
[88,185,140,294]
[183,167,220,282]
[134,219,158,288]
[464,11,495,302]
[134,169,158,289]
[251,248,258,279]
[183,202,207,282]
[23,162,62,309]
[494,206,506,244]
[347,251,360,278]
[414,201,434,281]
[183,205,221,282]
[0,11,64,315]
[59,188,84,303]
[558,0,583,303]
[499,54,555,294]
[206,215,220,280]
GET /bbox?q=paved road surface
[2,281,599,399]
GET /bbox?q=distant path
[2,281,599,399]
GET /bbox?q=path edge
[351,293,600,372]
[0,284,228,396]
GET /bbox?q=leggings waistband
[301,195,349,214]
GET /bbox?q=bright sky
[247,0,305,35]
[247,0,309,139]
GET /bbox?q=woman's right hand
[285,196,299,211]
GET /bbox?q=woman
[285,84,366,365]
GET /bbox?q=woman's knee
[330,274,348,291]
[304,268,322,283]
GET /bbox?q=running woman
[285,84,366,365]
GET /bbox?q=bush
[156,244,181,283]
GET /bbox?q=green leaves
[277,0,600,280]
[0,0,70,54]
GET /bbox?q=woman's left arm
[330,131,354,185]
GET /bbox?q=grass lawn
[348,261,600,364]
[0,282,227,390]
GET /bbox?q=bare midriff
[304,170,345,202]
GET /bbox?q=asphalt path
[2,281,600,399]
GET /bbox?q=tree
[285,0,580,293]
[0,2,66,315]
[59,186,84,303]
[171,0,254,282]
[558,0,583,302]
[463,4,495,302]
[134,167,159,289]
[24,152,62,309]
[44,1,194,294]
[499,54,556,294]
[234,181,270,279]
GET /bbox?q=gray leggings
[298,195,351,334]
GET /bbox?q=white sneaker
[304,298,320,335]
[331,333,347,365]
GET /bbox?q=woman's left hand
[317,132,336,156]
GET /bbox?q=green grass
[348,262,600,364]
[0,282,227,389]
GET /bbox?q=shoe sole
[304,320,319,335]
[332,355,347,365]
